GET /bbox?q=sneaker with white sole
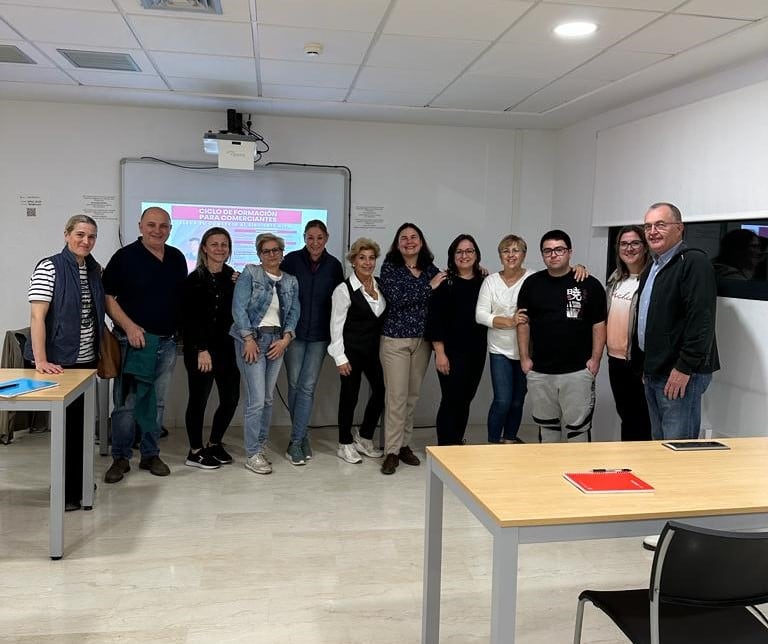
[245,452,272,475]
[354,436,383,458]
[301,435,313,460]
[286,442,305,466]
[337,443,362,464]
[185,449,221,470]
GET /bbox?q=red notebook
[563,471,654,494]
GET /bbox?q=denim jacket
[230,264,300,339]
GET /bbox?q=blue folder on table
[0,378,59,398]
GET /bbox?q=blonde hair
[346,237,380,264]
[65,214,97,235]
[497,234,526,255]
[256,233,285,253]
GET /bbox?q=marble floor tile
[0,423,673,642]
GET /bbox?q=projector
[203,132,260,157]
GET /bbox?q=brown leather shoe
[381,453,399,475]
[139,455,171,477]
[398,446,420,466]
[104,458,130,484]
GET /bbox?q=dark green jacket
[122,333,161,436]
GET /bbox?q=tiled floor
[0,423,654,643]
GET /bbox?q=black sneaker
[207,443,233,465]
[185,449,220,470]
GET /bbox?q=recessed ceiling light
[553,21,597,38]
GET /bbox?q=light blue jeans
[284,339,328,444]
[111,331,177,459]
[644,372,712,440]
[236,330,284,457]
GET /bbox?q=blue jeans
[487,353,527,443]
[644,372,712,440]
[236,330,284,457]
[284,339,328,444]
[111,332,177,459]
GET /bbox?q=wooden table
[421,439,768,643]
[0,368,97,559]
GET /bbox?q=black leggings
[183,345,240,450]
[337,346,385,444]
[436,349,486,446]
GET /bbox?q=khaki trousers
[379,336,431,455]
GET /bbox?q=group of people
[26,201,720,507]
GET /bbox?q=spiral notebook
[563,470,654,494]
[0,378,59,398]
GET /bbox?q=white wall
[552,62,768,440]
[0,99,556,428]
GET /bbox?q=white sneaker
[337,443,362,464]
[354,436,383,458]
[245,452,272,475]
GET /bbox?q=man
[517,230,607,442]
[102,207,187,483]
[634,202,719,440]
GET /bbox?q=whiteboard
[120,158,349,266]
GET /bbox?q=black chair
[573,521,768,644]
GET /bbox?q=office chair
[573,520,768,644]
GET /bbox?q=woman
[426,234,487,446]
[231,233,299,475]
[281,220,344,465]
[712,229,763,280]
[181,227,240,470]
[606,225,651,441]
[378,222,446,475]
[475,234,533,444]
[26,214,105,511]
[328,238,386,463]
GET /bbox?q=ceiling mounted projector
[203,132,260,157]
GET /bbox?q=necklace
[501,268,525,286]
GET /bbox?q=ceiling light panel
[384,0,532,40]
[256,0,391,32]
[57,49,141,71]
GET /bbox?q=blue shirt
[379,261,439,338]
[637,241,682,351]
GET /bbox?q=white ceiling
[0,0,767,129]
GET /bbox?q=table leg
[49,403,65,560]
[422,462,444,644]
[98,377,109,456]
[490,527,520,643]
[82,379,95,511]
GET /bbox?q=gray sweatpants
[526,369,595,443]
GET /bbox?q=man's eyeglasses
[643,221,679,233]
[260,247,282,255]
[541,246,569,257]
[455,248,476,256]
[619,240,643,250]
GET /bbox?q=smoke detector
[304,43,323,57]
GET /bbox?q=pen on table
[592,468,632,473]
[0,383,18,391]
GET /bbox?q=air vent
[57,49,141,72]
[0,44,36,65]
[140,0,223,14]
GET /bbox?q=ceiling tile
[570,49,669,81]
[347,87,435,106]
[549,0,680,9]
[367,35,488,75]
[69,69,168,89]
[511,77,607,112]
[677,0,768,20]
[471,41,601,79]
[0,0,117,10]
[0,63,76,83]
[262,84,347,100]
[0,20,20,40]
[384,0,533,40]
[501,3,662,49]
[168,77,260,95]
[432,74,548,110]
[152,51,256,81]
[256,0,390,32]
[618,14,749,54]
[129,15,253,56]
[355,65,455,94]
[114,0,252,20]
[36,43,156,74]
[257,25,372,64]
[0,6,139,48]
[260,59,357,88]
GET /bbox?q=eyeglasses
[619,240,643,250]
[260,247,282,255]
[455,248,476,256]
[643,221,679,233]
[541,246,569,257]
